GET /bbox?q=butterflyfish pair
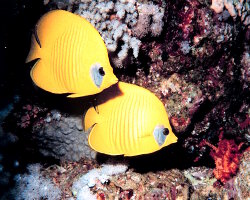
[26,10,118,97]
[84,82,178,156]
[26,10,177,156]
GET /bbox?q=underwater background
[0,0,249,199]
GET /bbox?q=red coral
[201,129,244,184]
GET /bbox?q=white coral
[133,3,165,38]
[72,164,128,200]
[74,0,164,64]
[13,164,62,200]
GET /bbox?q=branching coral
[74,0,164,65]
[201,129,244,184]
[132,3,165,38]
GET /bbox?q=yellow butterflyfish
[84,82,178,156]
[26,10,118,97]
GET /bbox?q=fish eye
[163,128,169,135]
[153,125,167,146]
[90,63,104,88]
[99,67,105,76]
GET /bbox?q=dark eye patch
[99,67,105,76]
[163,128,169,135]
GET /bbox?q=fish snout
[105,72,118,87]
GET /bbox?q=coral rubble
[20,152,248,199]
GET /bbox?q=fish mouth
[104,73,118,88]
[113,77,119,84]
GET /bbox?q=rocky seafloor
[0,0,249,199]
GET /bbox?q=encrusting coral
[201,129,244,184]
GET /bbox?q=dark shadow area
[95,82,123,105]
[0,0,46,109]
[0,139,60,198]
[95,140,215,174]
[0,0,48,197]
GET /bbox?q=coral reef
[44,0,76,11]
[47,158,191,199]
[17,151,247,200]
[119,0,249,137]
[43,0,249,138]
[1,0,249,198]
[184,167,217,190]
[210,0,250,25]
[75,0,141,62]
[240,48,250,90]
[132,2,165,38]
[234,147,250,199]
[74,0,164,65]
[160,73,205,132]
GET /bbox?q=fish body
[84,82,178,156]
[26,10,117,97]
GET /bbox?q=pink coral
[17,104,47,129]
